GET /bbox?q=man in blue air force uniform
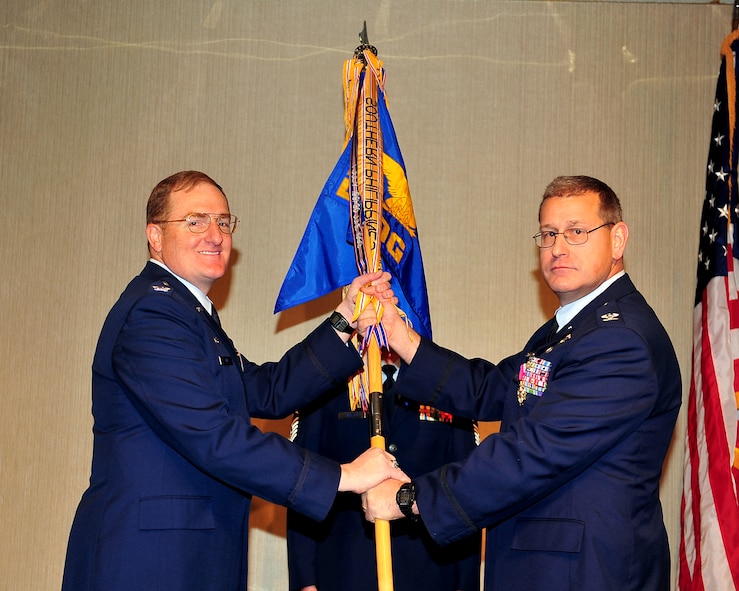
[61,170,406,591]
[362,176,681,591]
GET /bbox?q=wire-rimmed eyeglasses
[532,222,614,248]
[153,213,239,235]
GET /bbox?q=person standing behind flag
[361,176,681,591]
[286,348,481,591]
[61,170,407,591]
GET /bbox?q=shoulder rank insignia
[150,280,172,293]
[600,312,620,322]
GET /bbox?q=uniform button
[388,443,398,453]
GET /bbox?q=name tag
[338,411,365,420]
[218,356,233,366]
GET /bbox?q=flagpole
[352,22,394,591]
[276,19,434,587]
[367,341,393,591]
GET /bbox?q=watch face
[330,311,353,334]
[396,483,415,516]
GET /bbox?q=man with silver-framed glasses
[361,175,681,591]
[61,170,407,591]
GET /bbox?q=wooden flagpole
[367,341,393,591]
[349,23,394,591]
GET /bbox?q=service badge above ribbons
[517,354,552,405]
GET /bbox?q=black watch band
[328,311,355,335]
[396,482,417,519]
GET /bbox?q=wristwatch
[396,482,417,518]
[328,311,355,335]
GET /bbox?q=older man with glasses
[361,175,681,591]
[61,170,407,591]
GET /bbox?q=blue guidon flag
[274,56,432,343]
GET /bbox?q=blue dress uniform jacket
[287,374,481,591]
[62,262,363,591]
[398,275,681,591]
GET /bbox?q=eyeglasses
[153,213,239,235]
[533,222,614,248]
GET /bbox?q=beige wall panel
[0,1,731,588]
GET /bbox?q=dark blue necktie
[382,365,396,391]
[211,306,221,327]
[382,364,397,420]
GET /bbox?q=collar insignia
[545,332,571,354]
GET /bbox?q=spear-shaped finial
[354,20,377,63]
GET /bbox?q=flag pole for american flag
[678,28,739,590]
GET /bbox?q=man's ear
[611,221,629,261]
[146,223,162,255]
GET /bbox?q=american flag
[679,30,739,590]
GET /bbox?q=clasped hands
[332,271,397,342]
